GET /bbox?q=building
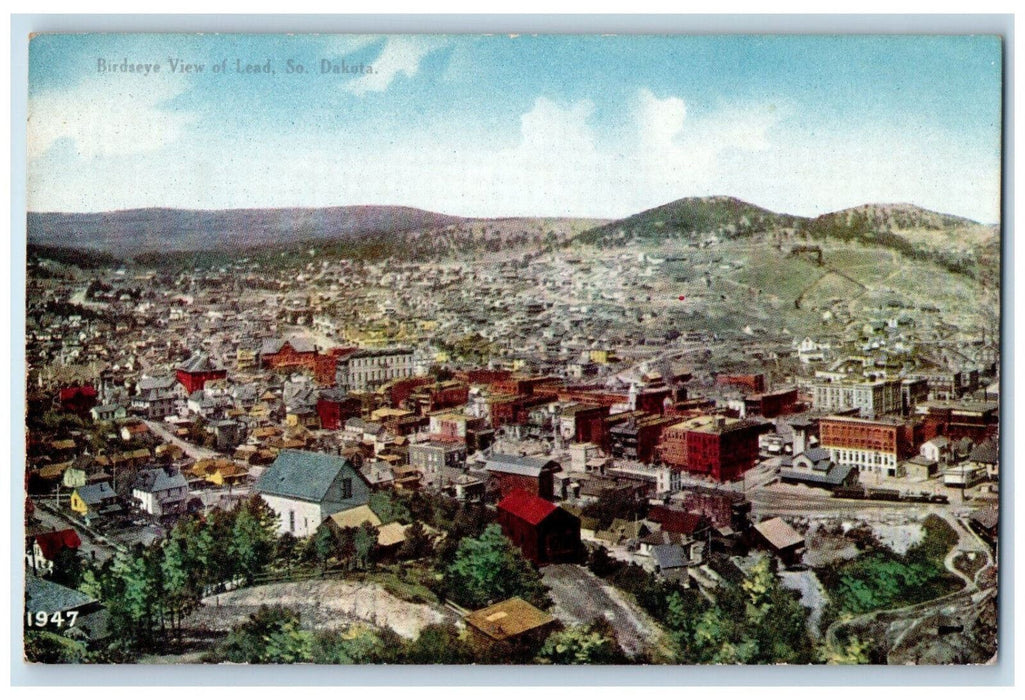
[810,377,902,417]
[409,440,467,489]
[744,387,799,419]
[26,576,108,641]
[818,415,919,478]
[495,489,581,565]
[315,389,362,431]
[967,438,999,481]
[26,529,82,577]
[658,415,766,482]
[464,597,556,651]
[175,353,227,394]
[679,486,752,531]
[484,454,560,500]
[915,401,999,444]
[260,337,318,371]
[715,373,766,393]
[607,414,679,464]
[69,482,121,520]
[131,467,190,517]
[132,375,184,419]
[779,447,859,490]
[255,450,371,537]
[752,517,805,565]
[335,347,415,393]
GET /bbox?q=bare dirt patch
[188,578,459,639]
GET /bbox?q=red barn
[176,354,228,394]
[496,489,581,565]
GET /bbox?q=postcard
[22,31,1001,667]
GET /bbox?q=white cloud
[27,74,194,161]
[27,83,1000,225]
[344,36,448,95]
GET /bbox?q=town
[24,202,1000,665]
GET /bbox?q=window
[342,477,353,499]
[289,510,295,533]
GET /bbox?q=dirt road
[541,563,665,658]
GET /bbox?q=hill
[797,203,998,279]
[575,196,805,247]
[27,206,466,254]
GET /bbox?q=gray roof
[969,439,999,464]
[804,447,832,463]
[26,576,96,614]
[651,544,686,570]
[261,337,316,355]
[178,353,224,373]
[256,450,359,504]
[133,468,189,494]
[485,453,558,477]
[137,375,177,391]
[75,482,117,505]
[780,463,855,487]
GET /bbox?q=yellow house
[70,482,120,518]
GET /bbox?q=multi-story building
[817,415,920,478]
[658,415,766,482]
[408,440,467,489]
[335,347,415,393]
[810,377,902,417]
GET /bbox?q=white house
[132,467,190,516]
[254,450,371,538]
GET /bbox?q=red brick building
[915,401,999,444]
[408,381,470,415]
[316,390,362,430]
[260,337,318,371]
[313,347,358,386]
[658,415,766,482]
[491,375,561,397]
[175,354,228,395]
[485,454,560,500]
[744,387,799,419]
[818,415,921,478]
[496,489,581,565]
[715,373,766,394]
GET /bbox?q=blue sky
[27,33,1003,222]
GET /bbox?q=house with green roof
[254,449,370,537]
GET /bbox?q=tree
[311,625,400,664]
[228,497,278,583]
[537,623,626,664]
[368,491,410,525]
[444,524,549,609]
[49,548,85,589]
[312,525,336,570]
[397,624,474,664]
[352,522,379,570]
[397,521,434,561]
[216,606,313,664]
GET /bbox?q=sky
[26,33,1004,223]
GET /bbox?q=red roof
[59,386,97,401]
[497,489,557,526]
[34,529,82,560]
[648,505,705,535]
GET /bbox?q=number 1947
[26,611,78,628]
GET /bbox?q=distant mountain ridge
[27,205,466,253]
[28,198,997,279]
